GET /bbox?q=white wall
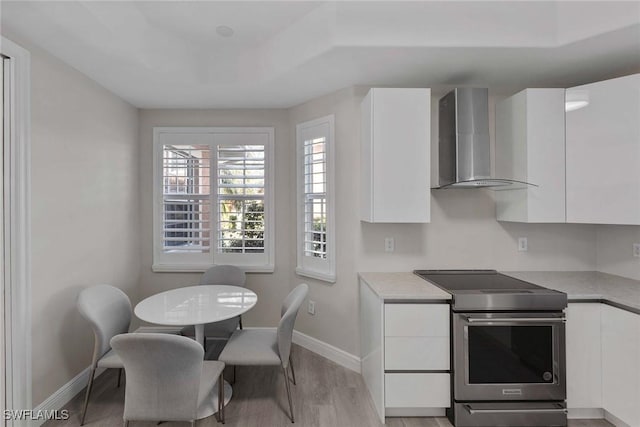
[288,87,598,357]
[137,109,294,328]
[288,87,366,356]
[1,34,141,406]
[596,226,640,280]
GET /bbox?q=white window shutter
[153,128,274,272]
[162,144,211,253]
[296,116,336,283]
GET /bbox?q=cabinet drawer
[385,337,449,370]
[385,304,449,337]
[385,373,450,408]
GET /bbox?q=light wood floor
[46,344,613,427]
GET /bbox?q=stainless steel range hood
[434,88,535,189]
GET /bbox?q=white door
[0,37,30,425]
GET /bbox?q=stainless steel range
[414,270,568,427]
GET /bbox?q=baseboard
[604,410,632,427]
[242,327,361,373]
[568,408,604,419]
[292,330,361,374]
[32,367,105,427]
[385,408,446,417]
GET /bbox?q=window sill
[152,263,275,274]
[295,267,336,284]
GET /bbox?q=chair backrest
[77,285,132,365]
[199,265,246,286]
[277,284,309,367]
[111,333,204,422]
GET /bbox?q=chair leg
[218,373,225,424]
[282,366,295,423]
[80,367,97,425]
[190,421,195,427]
[289,356,296,385]
[117,368,123,387]
[123,420,129,427]
[238,316,243,330]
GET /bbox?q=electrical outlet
[308,300,316,315]
[384,237,395,253]
[634,243,640,258]
[518,237,528,252]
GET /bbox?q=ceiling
[2,1,639,108]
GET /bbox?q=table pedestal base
[219,380,233,413]
[200,380,233,419]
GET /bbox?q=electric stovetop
[413,270,567,311]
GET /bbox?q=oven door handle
[464,317,566,323]
[463,405,568,415]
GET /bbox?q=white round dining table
[134,284,257,347]
[134,285,257,417]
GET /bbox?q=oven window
[468,325,554,384]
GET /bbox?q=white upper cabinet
[361,88,431,223]
[566,74,640,225]
[495,89,566,222]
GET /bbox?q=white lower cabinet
[601,304,640,427]
[384,337,449,370]
[385,373,450,408]
[383,303,450,416]
[566,304,602,413]
[360,280,451,423]
[566,303,640,426]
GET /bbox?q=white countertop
[359,270,640,314]
[503,271,640,314]
[358,272,451,301]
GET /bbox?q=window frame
[152,127,275,273]
[295,115,336,283]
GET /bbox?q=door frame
[1,36,32,422]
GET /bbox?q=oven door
[453,312,566,401]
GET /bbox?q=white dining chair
[76,285,181,425]
[218,283,309,423]
[111,333,226,426]
[182,265,246,348]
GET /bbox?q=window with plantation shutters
[217,144,265,254]
[162,145,211,254]
[302,137,326,259]
[296,115,336,283]
[153,128,274,272]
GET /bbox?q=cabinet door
[566,74,640,224]
[385,373,450,408]
[495,89,566,223]
[384,304,450,371]
[601,304,640,426]
[384,304,449,337]
[360,280,385,422]
[566,304,602,410]
[361,88,431,223]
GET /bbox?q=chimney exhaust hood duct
[435,88,535,189]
